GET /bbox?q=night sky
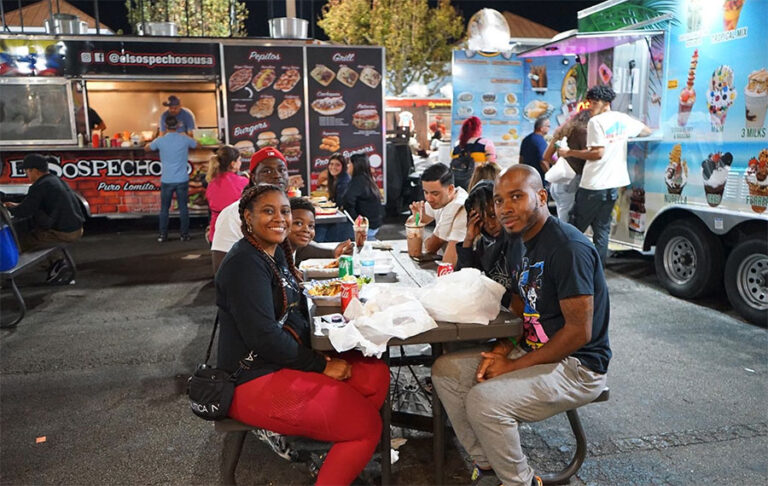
[2,0,599,37]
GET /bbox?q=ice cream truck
[518,0,767,325]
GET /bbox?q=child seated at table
[456,180,523,308]
[289,197,352,265]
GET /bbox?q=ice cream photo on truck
[515,0,767,325]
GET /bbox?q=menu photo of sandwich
[228,67,253,93]
[311,96,346,116]
[256,131,279,149]
[274,68,301,92]
[310,64,336,87]
[252,68,276,91]
[359,67,381,89]
[352,109,380,130]
[279,127,303,160]
[278,96,302,120]
[249,95,275,118]
[337,66,359,88]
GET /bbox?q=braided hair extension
[238,184,302,319]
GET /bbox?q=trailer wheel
[654,220,723,299]
[724,239,768,326]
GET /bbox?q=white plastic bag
[545,157,577,184]
[417,268,506,324]
[328,285,437,357]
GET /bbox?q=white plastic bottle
[359,243,376,284]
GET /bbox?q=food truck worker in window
[159,95,196,136]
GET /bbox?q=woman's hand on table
[333,240,354,257]
[323,356,352,381]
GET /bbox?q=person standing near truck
[146,116,199,242]
[159,95,196,136]
[559,86,652,265]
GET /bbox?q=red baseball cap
[249,147,286,172]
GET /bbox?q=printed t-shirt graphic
[517,257,549,348]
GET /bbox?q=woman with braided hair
[215,184,389,486]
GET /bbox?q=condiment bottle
[92,131,100,148]
[77,133,84,147]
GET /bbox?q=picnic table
[308,240,522,484]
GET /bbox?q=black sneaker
[45,259,66,283]
[180,234,191,241]
[157,234,168,243]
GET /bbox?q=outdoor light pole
[286,0,296,18]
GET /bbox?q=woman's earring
[246,223,253,234]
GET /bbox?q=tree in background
[125,0,248,37]
[318,0,464,96]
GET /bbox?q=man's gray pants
[431,346,607,486]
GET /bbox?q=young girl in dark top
[340,154,383,239]
[216,184,389,486]
[456,180,523,308]
[326,152,351,204]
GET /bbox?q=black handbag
[187,314,248,421]
[187,304,297,421]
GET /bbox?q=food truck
[511,0,767,324]
[0,35,386,216]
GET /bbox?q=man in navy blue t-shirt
[432,164,610,486]
[519,116,550,183]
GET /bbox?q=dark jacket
[455,231,524,308]
[215,240,326,385]
[330,171,351,203]
[10,173,84,232]
[341,178,383,229]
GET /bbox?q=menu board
[305,46,386,196]
[222,45,308,184]
[451,50,524,164]
[520,56,575,135]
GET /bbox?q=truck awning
[517,30,664,58]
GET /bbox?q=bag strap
[203,313,220,365]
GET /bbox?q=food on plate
[278,97,302,120]
[320,135,341,152]
[324,260,340,269]
[482,93,496,102]
[458,92,473,102]
[311,96,346,115]
[274,68,301,92]
[524,99,551,120]
[352,109,380,130]
[502,134,511,141]
[228,67,253,92]
[529,65,547,90]
[310,64,335,86]
[279,127,302,159]
[359,67,381,88]
[505,93,517,104]
[307,280,343,297]
[234,140,255,161]
[252,68,276,91]
[249,96,275,118]
[256,131,279,149]
[482,106,497,117]
[504,107,519,117]
[337,66,359,88]
[457,106,473,117]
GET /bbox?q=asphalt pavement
[1,216,766,485]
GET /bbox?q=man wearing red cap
[210,147,351,273]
